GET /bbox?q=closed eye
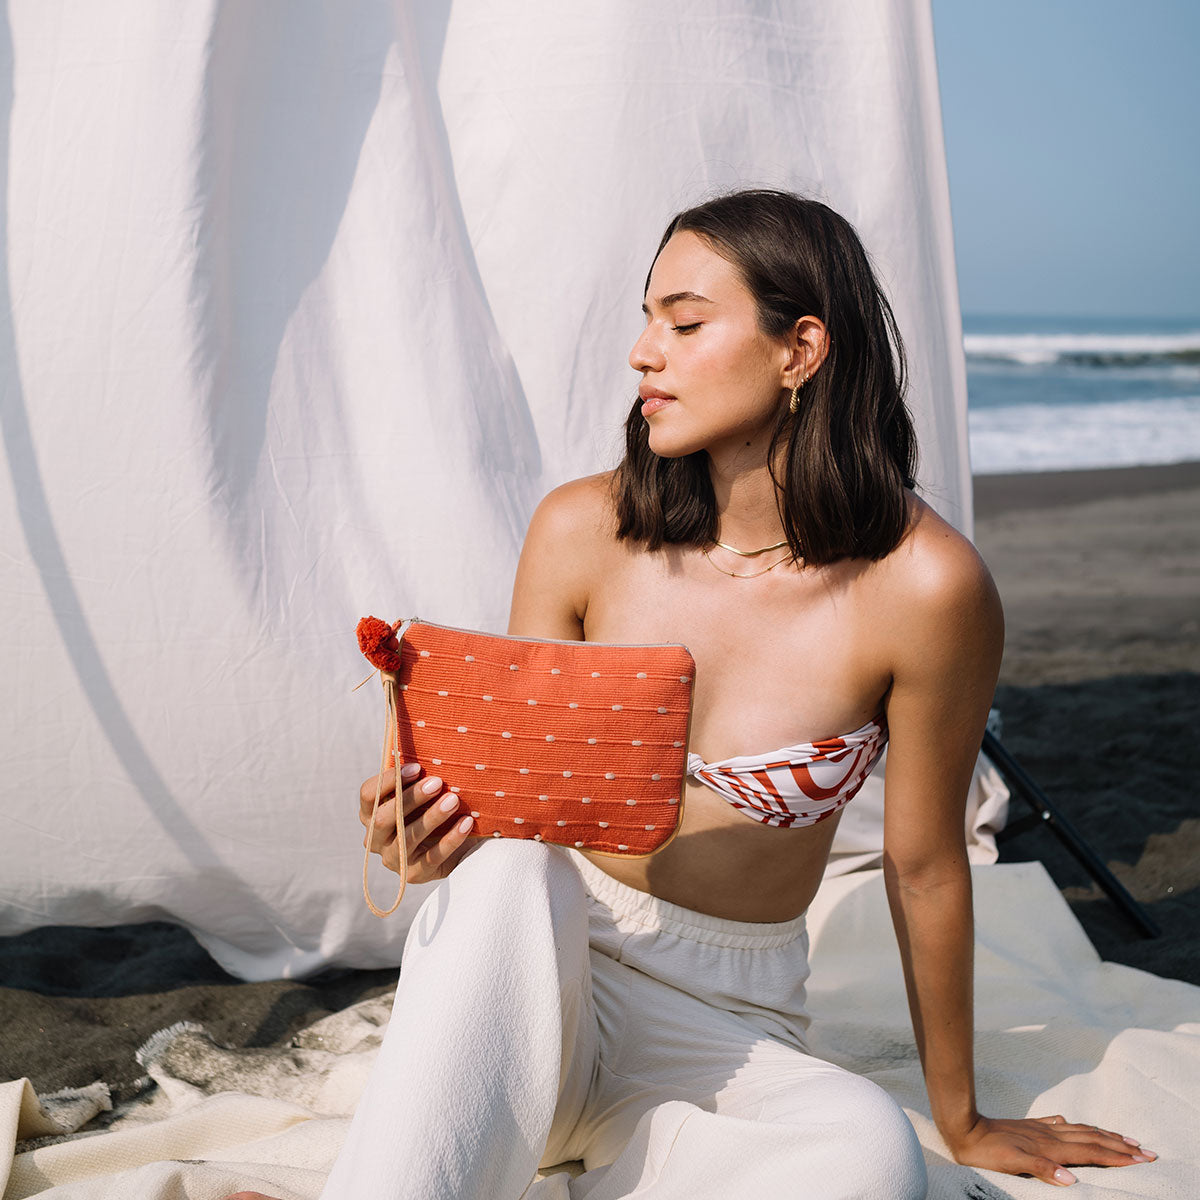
[672,323,701,334]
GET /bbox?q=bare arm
[881,518,1152,1186]
[361,478,610,879]
[882,530,998,1141]
[506,476,609,641]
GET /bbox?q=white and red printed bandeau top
[686,714,886,828]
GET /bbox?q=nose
[628,321,665,374]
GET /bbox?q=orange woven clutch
[356,617,694,915]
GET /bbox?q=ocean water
[963,314,1200,475]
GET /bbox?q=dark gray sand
[973,461,1200,990]
[974,461,1200,684]
[0,922,397,1103]
[2,462,1197,1104]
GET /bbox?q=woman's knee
[408,838,587,951]
[611,1093,926,1200]
[818,1074,926,1198]
[457,838,585,907]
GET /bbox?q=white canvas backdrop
[0,0,974,980]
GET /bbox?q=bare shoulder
[872,493,1004,666]
[509,472,621,638]
[525,471,618,548]
[883,494,999,609]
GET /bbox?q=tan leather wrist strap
[362,624,414,918]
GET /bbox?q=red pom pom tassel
[356,616,404,672]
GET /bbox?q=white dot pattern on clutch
[471,810,480,818]
[382,632,691,857]
[492,831,501,838]
[575,841,584,848]
[534,833,543,841]
[432,758,442,765]
[416,720,425,727]
[420,650,430,658]
[557,820,566,827]
[539,794,549,801]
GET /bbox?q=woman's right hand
[360,763,475,884]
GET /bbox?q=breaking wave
[964,331,1200,368]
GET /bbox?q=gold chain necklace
[701,546,794,579]
[712,537,789,557]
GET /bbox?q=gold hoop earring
[788,373,810,415]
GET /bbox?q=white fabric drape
[0,0,970,979]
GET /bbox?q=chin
[646,429,705,459]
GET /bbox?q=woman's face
[629,231,792,461]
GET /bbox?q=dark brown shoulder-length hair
[613,189,917,565]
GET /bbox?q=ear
[782,316,829,387]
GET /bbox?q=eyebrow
[641,290,714,314]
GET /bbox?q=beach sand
[2,461,1197,1106]
[974,460,1200,988]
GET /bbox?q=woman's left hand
[946,1114,1156,1187]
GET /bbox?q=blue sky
[932,1,1200,319]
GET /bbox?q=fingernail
[439,794,458,813]
[400,762,421,779]
[1130,1154,1149,1163]
[1142,1150,1157,1160]
[1123,1137,1141,1147]
[1053,1168,1076,1185]
[459,815,474,832]
[421,777,441,795]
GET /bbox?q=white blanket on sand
[3,864,1197,1200]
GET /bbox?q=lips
[638,387,676,417]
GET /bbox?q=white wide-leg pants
[321,840,927,1200]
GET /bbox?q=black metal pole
[983,730,1161,939]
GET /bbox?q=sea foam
[964,330,1200,368]
[969,394,1200,475]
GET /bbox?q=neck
[706,443,788,551]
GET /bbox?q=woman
[267,191,1150,1199]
